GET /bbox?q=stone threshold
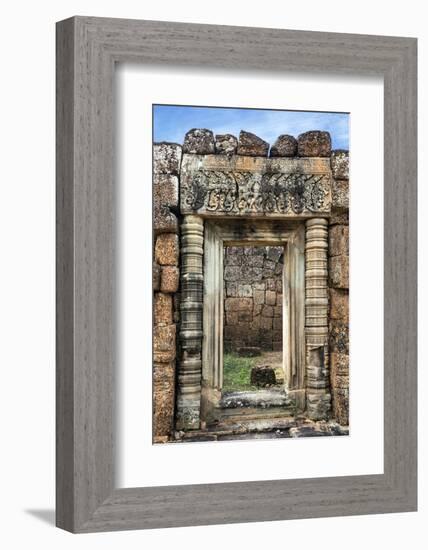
[171,418,349,443]
[219,388,293,409]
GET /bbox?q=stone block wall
[152,128,350,437]
[223,246,284,353]
[329,150,350,425]
[152,143,181,442]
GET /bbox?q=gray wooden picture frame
[56,16,417,533]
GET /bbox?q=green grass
[222,353,261,392]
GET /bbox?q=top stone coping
[180,128,335,158]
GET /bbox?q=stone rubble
[237,130,269,157]
[215,133,238,155]
[182,128,215,155]
[270,134,298,157]
[297,130,332,157]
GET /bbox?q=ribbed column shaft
[305,218,331,420]
[176,215,204,430]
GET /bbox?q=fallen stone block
[250,365,276,387]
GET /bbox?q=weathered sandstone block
[270,134,298,157]
[332,385,349,425]
[274,305,282,317]
[265,290,277,306]
[329,224,349,257]
[251,365,276,387]
[330,208,349,225]
[183,128,215,155]
[265,279,276,291]
[227,246,244,255]
[238,311,252,322]
[153,359,175,383]
[224,266,241,282]
[329,254,349,289]
[329,320,349,354]
[330,150,349,180]
[153,262,160,291]
[273,317,282,330]
[253,305,262,316]
[329,288,349,320]
[266,246,283,262]
[273,328,282,339]
[225,254,242,266]
[247,255,264,267]
[153,360,175,438]
[307,390,331,420]
[247,267,263,282]
[261,305,274,317]
[333,373,350,389]
[254,290,265,305]
[224,297,253,312]
[155,233,179,266]
[153,324,176,363]
[154,292,173,326]
[215,133,238,155]
[260,317,273,330]
[298,131,331,157]
[330,351,349,378]
[153,173,179,208]
[332,179,349,209]
[237,130,269,157]
[160,266,180,293]
[153,142,182,174]
[274,264,283,276]
[254,282,265,290]
[226,283,237,296]
[226,311,239,325]
[237,284,252,297]
[153,205,178,235]
[264,259,276,272]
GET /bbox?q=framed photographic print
[56,16,417,532]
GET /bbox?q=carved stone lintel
[305,218,331,420]
[176,216,204,430]
[180,155,332,217]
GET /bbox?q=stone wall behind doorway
[223,246,284,354]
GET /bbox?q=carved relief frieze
[180,155,333,217]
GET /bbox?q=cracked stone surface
[220,388,292,409]
[270,134,298,157]
[183,128,215,154]
[237,130,269,157]
[170,419,349,443]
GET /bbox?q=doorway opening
[223,245,284,388]
[201,220,306,427]
[219,244,293,416]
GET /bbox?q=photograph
[152,104,350,443]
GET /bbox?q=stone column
[305,218,331,420]
[176,215,204,430]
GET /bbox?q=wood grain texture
[56,16,417,532]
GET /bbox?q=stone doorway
[223,245,284,380]
[199,220,306,426]
[220,243,294,423]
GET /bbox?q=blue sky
[153,104,349,150]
